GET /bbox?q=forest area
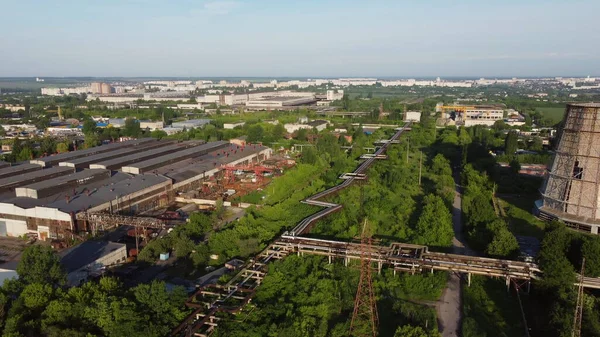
[449,123,600,337]
[211,113,446,337]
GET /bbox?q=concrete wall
[0,219,28,237]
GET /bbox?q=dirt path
[436,172,473,337]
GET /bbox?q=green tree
[504,130,518,156]
[130,280,188,336]
[530,136,543,152]
[431,154,452,177]
[300,146,318,165]
[395,325,440,337]
[16,147,33,161]
[40,137,56,155]
[123,118,141,138]
[21,283,54,310]
[485,220,519,258]
[17,245,66,286]
[247,124,264,143]
[271,123,286,140]
[83,134,99,149]
[581,237,600,277]
[56,142,69,153]
[458,127,472,147]
[82,119,97,136]
[413,194,454,247]
[537,224,576,293]
[342,94,350,110]
[509,158,521,175]
[150,129,167,140]
[296,128,309,141]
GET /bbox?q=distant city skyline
[1,0,599,77]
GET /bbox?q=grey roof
[60,240,126,272]
[308,120,328,127]
[171,119,212,128]
[46,173,170,213]
[123,141,229,174]
[0,163,42,179]
[159,143,269,183]
[0,166,73,191]
[31,138,156,167]
[17,169,110,193]
[5,172,132,209]
[59,140,172,168]
[91,141,204,170]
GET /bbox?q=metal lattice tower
[349,219,379,337]
[573,258,585,337]
[540,103,600,228]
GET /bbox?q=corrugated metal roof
[31,138,156,166]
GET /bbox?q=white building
[139,120,164,131]
[0,104,26,112]
[224,122,246,129]
[307,120,329,132]
[404,111,422,122]
[162,127,184,135]
[326,90,344,101]
[462,107,504,126]
[284,123,312,133]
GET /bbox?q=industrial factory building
[245,96,316,109]
[538,103,600,235]
[0,138,272,240]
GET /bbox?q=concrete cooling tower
[539,103,600,234]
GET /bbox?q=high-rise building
[101,83,112,94]
[538,103,600,234]
[90,82,112,94]
[91,82,102,94]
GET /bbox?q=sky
[1,0,599,78]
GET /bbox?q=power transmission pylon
[349,219,379,337]
[572,258,585,337]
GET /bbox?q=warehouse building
[171,119,212,129]
[122,141,229,175]
[461,106,504,126]
[60,240,127,286]
[157,143,272,191]
[0,166,74,195]
[15,169,111,199]
[90,141,204,171]
[245,96,316,109]
[0,173,172,240]
[0,139,273,240]
[31,138,156,167]
[0,163,43,179]
[59,141,173,169]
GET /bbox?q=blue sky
[1,0,599,77]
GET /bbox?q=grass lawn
[535,107,565,123]
[498,195,545,239]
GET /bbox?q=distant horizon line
[1,75,598,81]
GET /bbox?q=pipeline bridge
[171,122,600,337]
